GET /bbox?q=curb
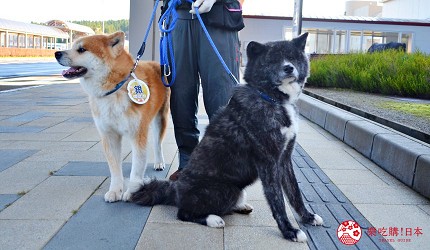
[298,94,430,199]
[303,90,430,144]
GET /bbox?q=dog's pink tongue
[62,67,78,76]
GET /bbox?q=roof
[243,15,430,27]
[46,20,95,35]
[0,18,69,38]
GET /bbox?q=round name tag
[127,78,150,104]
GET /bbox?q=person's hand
[189,0,217,14]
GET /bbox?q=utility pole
[292,0,303,37]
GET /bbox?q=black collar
[104,74,131,96]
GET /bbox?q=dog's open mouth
[62,66,88,79]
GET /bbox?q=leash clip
[131,55,141,73]
[163,64,171,77]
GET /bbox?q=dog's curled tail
[130,179,176,206]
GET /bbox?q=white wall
[382,0,430,19]
[240,17,430,54]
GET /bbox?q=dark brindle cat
[129,33,323,242]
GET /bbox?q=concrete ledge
[298,94,430,199]
[344,120,395,158]
[413,155,430,198]
[324,109,361,140]
[297,97,328,128]
[371,134,428,186]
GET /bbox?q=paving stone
[41,122,89,133]
[45,195,150,250]
[0,125,45,133]
[418,205,430,216]
[224,200,280,227]
[67,116,94,123]
[354,204,430,250]
[301,147,367,170]
[61,126,101,141]
[337,185,429,205]
[243,180,266,201]
[0,149,37,172]
[225,225,307,250]
[0,219,64,250]
[0,107,28,116]
[0,176,105,220]
[54,161,171,179]
[24,116,68,127]
[413,155,430,199]
[0,132,69,142]
[344,121,394,158]
[0,161,67,194]
[0,194,20,211]
[28,149,107,162]
[5,111,48,122]
[371,134,429,186]
[323,169,388,186]
[137,222,224,250]
[6,141,97,151]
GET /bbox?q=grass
[308,51,430,99]
[378,101,430,120]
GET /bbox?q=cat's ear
[246,41,267,59]
[292,32,308,51]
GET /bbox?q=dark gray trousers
[170,11,240,169]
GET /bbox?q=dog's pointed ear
[292,32,308,51]
[108,31,125,57]
[246,41,266,59]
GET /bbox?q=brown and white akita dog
[55,31,170,202]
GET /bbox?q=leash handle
[191,3,240,85]
[159,0,240,87]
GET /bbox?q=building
[0,18,68,50]
[345,1,382,17]
[381,0,430,19]
[127,1,430,64]
[46,20,95,46]
[0,18,94,57]
[239,15,430,64]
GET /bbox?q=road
[0,61,71,91]
[0,61,67,79]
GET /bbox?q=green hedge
[307,51,430,99]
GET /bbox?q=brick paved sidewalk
[0,80,429,249]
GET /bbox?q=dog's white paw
[122,180,142,202]
[206,215,225,228]
[312,214,324,226]
[104,190,122,203]
[293,229,308,242]
[122,190,132,201]
[153,162,165,171]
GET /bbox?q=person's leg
[197,25,240,119]
[170,19,200,174]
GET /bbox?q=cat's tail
[129,179,176,206]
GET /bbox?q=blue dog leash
[106,0,239,94]
[104,0,161,96]
[159,0,240,87]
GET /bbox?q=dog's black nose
[283,65,294,74]
[54,51,62,60]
